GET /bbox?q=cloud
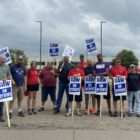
[0,0,140,60]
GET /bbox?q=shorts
[112,88,126,101]
[68,91,82,102]
[95,85,111,100]
[27,84,39,92]
[12,85,24,101]
[41,86,56,102]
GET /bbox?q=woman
[39,60,58,111]
[26,61,40,115]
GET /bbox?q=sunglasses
[18,58,23,61]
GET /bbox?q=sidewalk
[0,130,140,140]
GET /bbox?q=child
[65,61,85,116]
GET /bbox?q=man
[79,54,88,70]
[132,62,140,111]
[127,64,140,117]
[109,58,127,117]
[39,60,57,111]
[0,55,11,122]
[79,54,88,111]
[54,56,73,114]
[9,55,26,118]
[93,54,112,116]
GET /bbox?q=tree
[111,49,138,69]
[9,49,28,66]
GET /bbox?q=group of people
[0,53,140,122]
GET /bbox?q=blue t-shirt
[93,62,109,74]
[10,64,26,86]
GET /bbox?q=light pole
[36,20,42,71]
[100,21,106,55]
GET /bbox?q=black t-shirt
[84,66,93,76]
[127,72,140,91]
[58,63,72,84]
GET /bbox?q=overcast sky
[0,0,140,59]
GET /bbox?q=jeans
[128,91,140,114]
[0,102,3,117]
[55,82,69,111]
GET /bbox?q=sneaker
[76,111,82,116]
[136,114,140,118]
[108,111,113,117]
[84,108,88,114]
[53,106,56,111]
[18,111,25,117]
[9,112,13,119]
[127,112,133,117]
[38,107,44,112]
[92,108,97,114]
[65,111,72,117]
[28,109,32,115]
[120,112,125,117]
[112,111,118,117]
[32,109,37,114]
[0,117,5,122]
[54,108,60,114]
[96,110,100,116]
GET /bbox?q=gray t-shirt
[0,64,11,80]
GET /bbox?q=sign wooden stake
[5,101,11,128]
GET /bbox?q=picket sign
[0,47,12,64]
[95,76,108,117]
[88,94,90,115]
[0,80,13,127]
[72,95,75,118]
[62,45,74,61]
[113,76,127,118]
[84,76,95,94]
[69,76,81,117]
[84,76,95,115]
[5,101,10,127]
[85,38,96,54]
[49,43,59,57]
[120,96,123,118]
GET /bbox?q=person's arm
[24,68,27,90]
[92,64,97,76]
[97,63,110,77]
[9,65,16,85]
[53,68,59,77]
[124,67,128,78]
[81,69,85,80]
[58,61,64,71]
[68,70,72,80]
[109,68,114,80]
[39,69,43,84]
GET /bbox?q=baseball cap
[130,64,135,68]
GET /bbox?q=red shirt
[136,68,140,73]
[39,67,57,87]
[68,68,85,80]
[109,66,127,77]
[27,68,39,85]
[79,61,88,70]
